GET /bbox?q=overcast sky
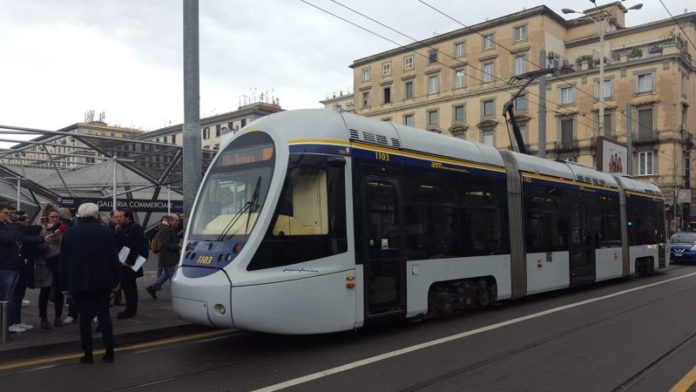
[1,0,693,139]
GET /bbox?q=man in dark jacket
[113,208,148,319]
[60,203,120,364]
[0,204,50,335]
[146,214,181,299]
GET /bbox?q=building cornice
[351,5,566,68]
[566,12,696,48]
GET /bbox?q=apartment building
[343,3,696,225]
[3,121,144,168]
[140,101,284,150]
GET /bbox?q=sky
[0,0,693,140]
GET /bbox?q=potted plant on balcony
[628,48,643,59]
[575,54,594,71]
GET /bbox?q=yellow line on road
[671,365,696,392]
[0,329,234,372]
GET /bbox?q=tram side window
[523,184,568,253]
[627,197,665,245]
[403,168,508,259]
[595,194,621,248]
[248,155,347,270]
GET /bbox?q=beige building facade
[344,3,696,227]
[3,121,144,168]
[139,101,284,150]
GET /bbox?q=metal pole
[626,103,633,175]
[16,178,21,211]
[113,156,117,211]
[0,301,8,344]
[167,185,171,215]
[183,0,202,217]
[598,14,606,138]
[538,50,547,158]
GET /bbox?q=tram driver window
[248,155,347,270]
[272,169,329,236]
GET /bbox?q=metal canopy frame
[0,124,217,210]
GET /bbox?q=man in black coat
[0,204,50,335]
[113,208,148,319]
[60,203,120,364]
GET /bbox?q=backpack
[149,231,162,253]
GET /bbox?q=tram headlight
[214,304,226,315]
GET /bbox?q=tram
[172,109,667,334]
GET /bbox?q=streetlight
[562,2,642,139]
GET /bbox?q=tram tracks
[396,280,696,392]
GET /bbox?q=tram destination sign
[59,197,183,213]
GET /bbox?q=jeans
[152,266,176,291]
[10,280,26,325]
[0,270,19,328]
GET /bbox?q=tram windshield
[189,132,275,241]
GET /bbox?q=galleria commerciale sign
[59,197,183,213]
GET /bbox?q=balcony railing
[554,138,579,152]
[633,130,659,144]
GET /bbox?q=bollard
[0,301,8,344]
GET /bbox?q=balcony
[633,130,659,145]
[554,138,579,152]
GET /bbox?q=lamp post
[562,2,643,139]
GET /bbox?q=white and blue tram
[172,109,667,334]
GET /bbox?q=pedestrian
[0,204,51,335]
[60,203,120,364]
[55,207,81,325]
[10,211,43,331]
[146,214,181,299]
[36,209,67,328]
[109,210,123,307]
[113,208,148,319]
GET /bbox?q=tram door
[361,177,405,321]
[569,200,596,285]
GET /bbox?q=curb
[0,323,213,364]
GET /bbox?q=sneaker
[8,324,26,333]
[63,316,75,324]
[16,322,33,330]
[146,286,157,299]
[21,299,30,307]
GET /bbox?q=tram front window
[190,133,275,241]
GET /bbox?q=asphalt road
[3,265,696,392]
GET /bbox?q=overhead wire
[657,0,696,51]
[416,0,664,136]
[301,0,603,136]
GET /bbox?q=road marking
[0,329,234,372]
[671,364,696,392]
[254,271,696,392]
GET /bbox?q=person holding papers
[60,203,120,364]
[112,209,148,320]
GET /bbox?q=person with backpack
[146,214,181,299]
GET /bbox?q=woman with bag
[36,210,67,329]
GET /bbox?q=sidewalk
[0,258,210,363]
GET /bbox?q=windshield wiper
[215,176,262,241]
[245,176,262,235]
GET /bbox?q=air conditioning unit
[547,51,556,59]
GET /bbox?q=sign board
[59,197,183,213]
[595,136,628,175]
[678,189,692,204]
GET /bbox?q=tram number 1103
[375,151,390,162]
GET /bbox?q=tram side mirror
[326,156,346,167]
